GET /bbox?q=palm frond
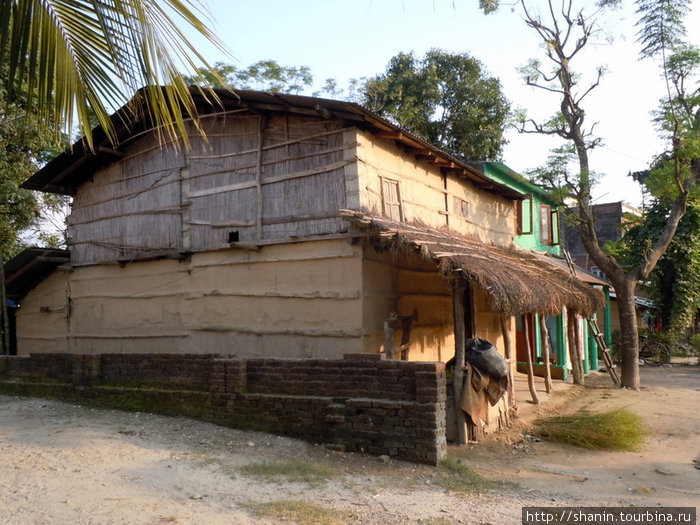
[0,0,229,148]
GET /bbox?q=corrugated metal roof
[3,248,70,301]
[23,88,522,200]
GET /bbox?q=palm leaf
[0,0,229,148]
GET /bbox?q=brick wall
[0,353,446,464]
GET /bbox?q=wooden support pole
[573,311,585,382]
[451,279,468,445]
[499,314,517,411]
[522,314,540,404]
[567,309,583,385]
[0,242,9,355]
[538,314,553,393]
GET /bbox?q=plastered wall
[354,130,515,247]
[17,239,366,358]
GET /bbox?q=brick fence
[0,353,446,464]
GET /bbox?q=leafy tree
[362,49,511,161]
[183,60,313,94]
[608,200,700,336]
[0,0,229,149]
[482,0,699,389]
[1,82,63,260]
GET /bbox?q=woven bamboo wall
[68,111,352,265]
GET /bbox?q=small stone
[247,441,255,447]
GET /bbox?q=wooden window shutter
[381,178,403,222]
[517,194,533,235]
[551,209,560,246]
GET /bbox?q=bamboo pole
[452,279,468,445]
[538,314,553,393]
[522,314,540,404]
[256,114,266,241]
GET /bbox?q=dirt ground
[1,363,698,525]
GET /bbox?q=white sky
[188,0,700,208]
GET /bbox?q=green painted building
[472,162,612,381]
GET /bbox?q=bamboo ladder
[563,251,620,386]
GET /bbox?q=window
[539,204,561,246]
[453,196,469,219]
[516,195,533,235]
[539,204,552,245]
[381,178,403,221]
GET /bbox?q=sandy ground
[0,363,698,525]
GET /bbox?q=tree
[483,0,699,388]
[362,49,511,161]
[0,80,63,261]
[0,0,229,149]
[608,200,700,335]
[183,60,313,94]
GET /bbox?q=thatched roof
[342,210,601,317]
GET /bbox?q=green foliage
[635,0,691,59]
[1,71,64,260]
[183,60,313,94]
[535,408,647,451]
[610,198,700,333]
[362,49,511,161]
[0,0,229,148]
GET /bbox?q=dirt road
[1,365,698,525]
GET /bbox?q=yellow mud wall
[360,247,454,362]
[16,271,70,354]
[354,130,515,247]
[16,239,365,358]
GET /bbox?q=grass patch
[239,459,338,486]
[433,457,497,493]
[535,408,647,451]
[247,500,352,525]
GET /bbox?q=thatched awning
[342,210,601,317]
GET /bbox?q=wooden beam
[523,314,540,405]
[452,279,468,445]
[375,130,403,140]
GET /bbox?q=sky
[186,0,700,208]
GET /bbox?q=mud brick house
[7,89,601,445]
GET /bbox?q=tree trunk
[614,279,641,389]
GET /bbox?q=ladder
[587,317,620,385]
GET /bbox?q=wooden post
[452,279,468,445]
[499,314,517,411]
[574,311,586,382]
[567,309,583,385]
[383,316,395,360]
[0,242,9,355]
[538,314,553,393]
[522,315,540,404]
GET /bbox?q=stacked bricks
[0,352,447,465]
